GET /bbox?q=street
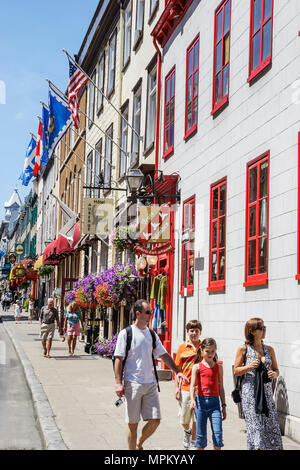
[1,309,299,451]
[0,321,43,450]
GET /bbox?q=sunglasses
[255,326,266,331]
[144,310,153,315]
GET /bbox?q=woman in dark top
[234,318,283,450]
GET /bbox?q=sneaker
[183,429,192,449]
[189,440,197,450]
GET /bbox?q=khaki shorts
[178,390,195,425]
[40,323,56,340]
[124,381,161,424]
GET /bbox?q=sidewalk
[1,310,300,450]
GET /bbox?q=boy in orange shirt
[175,320,202,450]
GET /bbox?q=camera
[115,398,124,407]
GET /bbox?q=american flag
[68,59,88,129]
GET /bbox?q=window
[244,151,269,287]
[94,139,102,198]
[97,53,105,113]
[212,0,231,115]
[185,35,199,139]
[248,0,274,83]
[120,103,129,178]
[180,196,195,295]
[123,1,132,68]
[133,0,144,49]
[86,152,93,198]
[131,83,142,167]
[104,124,113,190]
[107,31,117,96]
[88,71,96,128]
[163,67,175,159]
[150,0,158,17]
[145,62,157,151]
[208,178,227,291]
[77,170,82,215]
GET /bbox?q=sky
[0,0,99,221]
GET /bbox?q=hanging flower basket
[109,226,139,253]
[37,265,55,277]
[94,283,114,308]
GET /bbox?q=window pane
[264,0,272,20]
[170,122,174,146]
[165,127,169,149]
[222,64,229,97]
[171,73,175,96]
[213,189,218,219]
[188,257,194,285]
[262,19,271,61]
[192,97,198,126]
[211,252,217,282]
[219,217,225,247]
[250,167,257,202]
[216,42,222,73]
[259,237,267,273]
[166,104,170,125]
[223,34,230,66]
[250,205,256,237]
[170,98,174,122]
[248,240,257,275]
[220,184,226,215]
[188,49,193,76]
[166,79,170,103]
[188,77,193,101]
[260,160,268,197]
[217,10,223,42]
[215,73,221,104]
[219,249,225,280]
[212,222,217,248]
[259,199,267,236]
[191,202,195,229]
[193,72,198,97]
[194,41,199,70]
[187,102,192,130]
[253,0,262,34]
[224,0,230,34]
[184,205,189,230]
[252,32,261,70]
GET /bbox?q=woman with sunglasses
[234,318,283,450]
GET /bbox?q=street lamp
[126,169,144,195]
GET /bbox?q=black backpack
[112,325,160,392]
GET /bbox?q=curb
[2,321,68,450]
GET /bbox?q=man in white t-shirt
[114,299,188,450]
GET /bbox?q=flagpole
[63,48,143,143]
[46,78,129,158]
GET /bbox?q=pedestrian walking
[175,320,202,450]
[63,301,84,356]
[114,299,189,450]
[28,298,34,324]
[39,298,60,358]
[233,317,283,450]
[190,338,226,450]
[1,292,6,311]
[14,300,22,323]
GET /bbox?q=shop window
[208,178,227,291]
[180,195,195,295]
[185,35,199,139]
[212,0,231,115]
[248,0,274,83]
[163,66,175,159]
[244,151,269,287]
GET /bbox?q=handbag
[231,344,248,417]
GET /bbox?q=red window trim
[296,133,300,280]
[163,66,176,159]
[184,34,199,140]
[248,0,274,84]
[180,195,195,296]
[244,150,270,287]
[211,0,231,116]
[207,177,227,292]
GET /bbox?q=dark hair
[186,320,202,332]
[244,318,264,345]
[200,338,218,363]
[132,299,148,320]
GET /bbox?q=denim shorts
[195,396,223,449]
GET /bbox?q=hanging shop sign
[9,264,27,280]
[15,244,24,256]
[139,206,170,243]
[135,242,173,256]
[9,253,17,264]
[83,198,114,236]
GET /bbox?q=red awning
[43,223,81,263]
[145,174,179,203]
[42,239,58,264]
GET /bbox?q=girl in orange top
[190,338,226,450]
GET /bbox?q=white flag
[50,193,77,245]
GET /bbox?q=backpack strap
[149,329,160,392]
[122,325,133,372]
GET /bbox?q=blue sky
[0,0,99,221]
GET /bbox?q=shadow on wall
[273,376,289,436]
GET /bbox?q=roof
[4,188,22,209]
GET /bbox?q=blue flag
[0,250,5,260]
[48,84,72,159]
[19,136,37,186]
[41,103,49,166]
